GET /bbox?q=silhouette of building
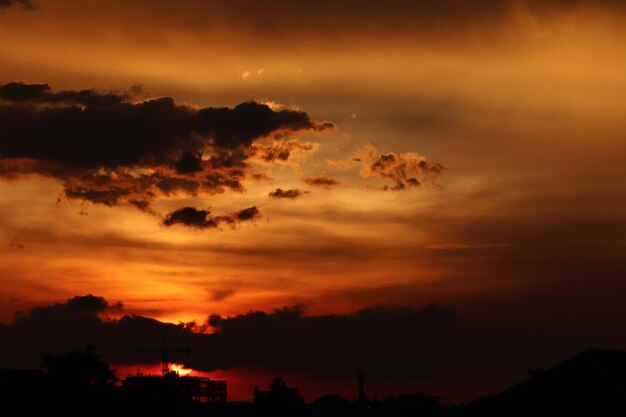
[468,348,626,416]
[253,376,305,415]
[123,371,227,403]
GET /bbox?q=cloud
[251,173,273,181]
[0,0,32,9]
[0,296,456,373]
[63,184,132,207]
[162,207,217,229]
[304,175,340,188]
[425,242,510,250]
[162,206,260,230]
[0,81,130,106]
[0,81,334,218]
[13,294,122,325]
[249,139,320,165]
[65,294,121,313]
[210,289,236,302]
[0,82,332,169]
[78,1,626,46]
[174,151,204,174]
[202,303,457,371]
[203,172,244,193]
[268,188,306,199]
[235,206,260,221]
[331,144,447,190]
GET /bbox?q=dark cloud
[0,83,331,170]
[204,172,243,193]
[203,303,457,371]
[250,140,318,164]
[268,188,305,199]
[174,151,203,174]
[63,185,131,207]
[162,206,260,230]
[210,289,236,302]
[12,295,121,326]
[304,175,340,188]
[0,0,32,9]
[0,296,457,374]
[0,82,47,100]
[0,82,127,107]
[205,152,248,170]
[149,173,200,196]
[162,207,216,229]
[235,206,260,221]
[65,294,121,312]
[0,81,333,218]
[196,101,332,150]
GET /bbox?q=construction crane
[132,336,191,375]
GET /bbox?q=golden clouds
[328,144,447,191]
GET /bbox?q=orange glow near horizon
[170,363,192,376]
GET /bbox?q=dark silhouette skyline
[2,348,624,416]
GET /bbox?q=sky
[1,0,626,403]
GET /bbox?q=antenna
[127,336,191,375]
[159,336,191,375]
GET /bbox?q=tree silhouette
[42,346,119,386]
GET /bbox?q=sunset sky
[1,0,626,402]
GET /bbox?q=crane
[132,336,191,375]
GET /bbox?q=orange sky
[1,0,626,402]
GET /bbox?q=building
[123,371,227,403]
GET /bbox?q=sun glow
[170,363,192,376]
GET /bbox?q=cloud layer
[45,1,626,45]
[0,295,457,373]
[0,82,334,224]
[0,82,447,230]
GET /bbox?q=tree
[42,346,119,386]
